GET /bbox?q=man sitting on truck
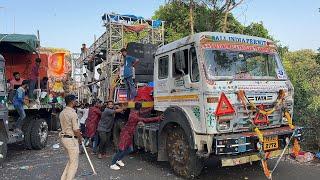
[13,80,29,133]
[8,72,25,103]
[120,48,139,101]
[10,72,25,90]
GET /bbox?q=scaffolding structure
[75,13,165,101]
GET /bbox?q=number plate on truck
[263,136,279,151]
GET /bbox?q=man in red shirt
[110,102,163,170]
[29,58,41,100]
[85,100,102,154]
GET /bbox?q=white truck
[112,32,302,178]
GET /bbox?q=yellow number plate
[263,136,279,151]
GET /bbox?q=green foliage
[243,22,270,39]
[283,50,320,149]
[153,1,271,43]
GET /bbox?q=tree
[243,22,270,39]
[153,1,252,43]
[283,49,320,149]
[201,0,245,32]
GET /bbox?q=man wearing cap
[59,95,83,180]
[120,48,139,101]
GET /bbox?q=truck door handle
[171,89,176,93]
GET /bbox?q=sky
[0,0,319,52]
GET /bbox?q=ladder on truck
[75,13,165,102]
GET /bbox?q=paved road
[1,132,319,180]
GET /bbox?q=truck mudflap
[221,148,291,167]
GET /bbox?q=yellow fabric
[285,111,295,129]
[254,127,264,143]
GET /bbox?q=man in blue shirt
[120,48,139,100]
[13,80,29,133]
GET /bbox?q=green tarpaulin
[0,34,39,53]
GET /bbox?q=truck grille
[235,104,282,130]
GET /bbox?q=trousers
[111,146,133,165]
[98,131,112,154]
[123,76,136,100]
[14,105,26,129]
[61,138,79,180]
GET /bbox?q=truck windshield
[204,49,283,80]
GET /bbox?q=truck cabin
[154,32,294,134]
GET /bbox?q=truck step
[8,131,24,144]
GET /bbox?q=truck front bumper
[221,148,291,167]
[213,126,302,155]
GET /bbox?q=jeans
[98,131,112,154]
[92,133,99,153]
[111,146,133,165]
[29,79,37,99]
[123,76,136,100]
[14,105,26,129]
[80,123,86,137]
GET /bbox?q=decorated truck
[0,34,69,164]
[111,32,302,178]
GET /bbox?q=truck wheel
[0,130,7,164]
[22,118,34,150]
[31,118,48,150]
[166,127,204,178]
[48,113,60,131]
[112,119,126,149]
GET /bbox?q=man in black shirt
[97,101,123,159]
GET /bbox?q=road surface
[1,132,319,180]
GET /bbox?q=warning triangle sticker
[215,92,235,116]
[254,104,269,125]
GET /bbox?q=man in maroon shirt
[29,58,41,99]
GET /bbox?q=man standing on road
[29,58,41,100]
[85,100,102,154]
[59,95,83,180]
[97,101,124,159]
[120,48,139,101]
[110,102,163,170]
[13,80,29,133]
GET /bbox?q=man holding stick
[59,95,83,180]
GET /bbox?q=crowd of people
[9,58,49,133]
[58,47,163,179]
[60,95,163,179]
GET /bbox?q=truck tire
[48,113,60,131]
[30,118,48,150]
[166,127,204,178]
[112,119,126,149]
[0,130,7,164]
[22,118,34,150]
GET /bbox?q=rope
[270,128,297,176]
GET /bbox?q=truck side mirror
[183,75,191,89]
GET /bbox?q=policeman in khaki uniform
[59,95,83,180]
